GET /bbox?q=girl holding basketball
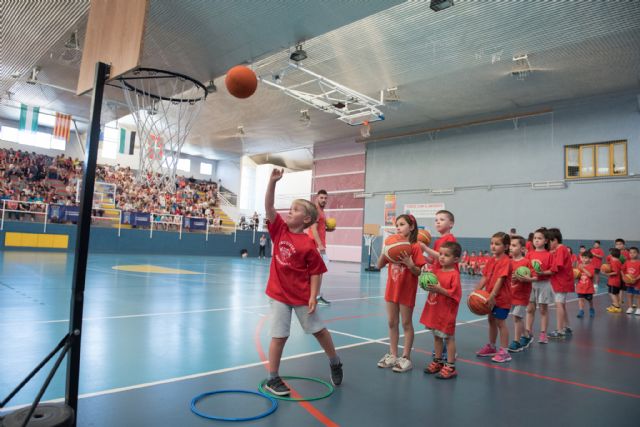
[524,228,554,344]
[376,214,426,373]
[474,232,513,363]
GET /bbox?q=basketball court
[1,252,638,425]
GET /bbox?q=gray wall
[364,92,640,240]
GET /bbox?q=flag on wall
[53,112,72,142]
[18,104,39,132]
[119,128,136,154]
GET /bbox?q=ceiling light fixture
[289,43,307,62]
[65,30,80,50]
[430,0,454,12]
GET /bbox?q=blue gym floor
[1,251,638,426]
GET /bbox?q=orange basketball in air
[225,66,258,99]
[417,229,432,247]
[600,264,611,274]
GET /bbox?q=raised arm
[265,168,283,222]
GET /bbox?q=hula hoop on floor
[190,389,278,422]
[258,376,334,401]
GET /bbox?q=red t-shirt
[591,247,604,269]
[525,241,534,254]
[550,245,575,293]
[570,254,578,267]
[383,243,426,308]
[429,233,457,272]
[510,257,533,306]
[607,256,622,287]
[483,255,512,309]
[620,249,630,263]
[419,269,461,335]
[622,259,640,288]
[525,250,552,279]
[576,263,595,294]
[306,208,326,248]
[266,214,327,306]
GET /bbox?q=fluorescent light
[530,181,566,190]
[353,192,373,199]
[430,188,454,195]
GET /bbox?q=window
[200,162,212,175]
[565,140,627,179]
[0,125,65,151]
[101,127,120,159]
[177,158,191,172]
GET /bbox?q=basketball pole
[65,61,110,424]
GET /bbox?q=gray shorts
[269,299,325,338]
[321,252,330,268]
[554,292,568,303]
[432,329,452,339]
[511,305,527,318]
[530,280,554,305]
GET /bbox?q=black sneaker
[330,363,343,386]
[264,376,290,396]
[317,296,331,305]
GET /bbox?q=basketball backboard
[76,0,149,95]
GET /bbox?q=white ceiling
[1,1,639,169]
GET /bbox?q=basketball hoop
[118,68,207,192]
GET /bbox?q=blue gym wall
[361,92,640,266]
[363,92,639,240]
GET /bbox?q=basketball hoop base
[365,266,380,272]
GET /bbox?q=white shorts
[269,299,325,338]
[554,292,568,303]
[530,280,554,305]
[432,329,452,339]
[511,305,527,318]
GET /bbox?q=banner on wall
[183,216,207,230]
[403,203,445,218]
[384,194,396,226]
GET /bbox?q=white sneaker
[377,353,397,368]
[392,357,413,373]
[626,306,636,314]
[635,308,640,316]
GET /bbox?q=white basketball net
[120,69,206,193]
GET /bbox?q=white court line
[0,293,607,412]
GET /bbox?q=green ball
[531,260,542,273]
[419,272,439,290]
[515,266,530,278]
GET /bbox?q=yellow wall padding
[4,232,69,249]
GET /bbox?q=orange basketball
[225,65,258,99]
[383,234,411,263]
[573,268,581,280]
[417,229,431,246]
[600,264,611,274]
[623,273,635,284]
[467,289,491,316]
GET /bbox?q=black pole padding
[0,333,71,408]
[64,61,110,426]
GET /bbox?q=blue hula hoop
[190,389,278,422]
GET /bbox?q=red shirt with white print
[510,257,533,306]
[576,263,596,294]
[622,259,640,288]
[384,243,426,308]
[550,244,575,293]
[483,254,512,309]
[607,256,622,288]
[419,269,461,336]
[266,214,327,306]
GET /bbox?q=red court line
[416,348,640,399]
[254,315,339,427]
[606,348,640,359]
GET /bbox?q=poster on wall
[404,203,445,218]
[384,194,396,226]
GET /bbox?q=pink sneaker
[476,343,497,357]
[491,348,512,363]
[538,332,548,344]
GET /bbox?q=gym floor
[1,251,638,426]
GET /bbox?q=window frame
[565,140,627,179]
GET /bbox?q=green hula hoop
[258,376,334,401]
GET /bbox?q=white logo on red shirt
[390,263,405,283]
[276,240,296,266]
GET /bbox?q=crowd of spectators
[0,148,221,227]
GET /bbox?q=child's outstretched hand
[270,168,284,183]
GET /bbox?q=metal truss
[259,62,384,126]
